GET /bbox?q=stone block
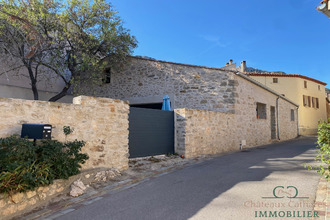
[0,199,6,208]
[26,191,37,199]
[3,205,17,215]
[11,192,25,204]
[28,198,37,206]
[17,203,27,211]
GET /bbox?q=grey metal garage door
[129,107,174,158]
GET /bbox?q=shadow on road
[59,137,319,220]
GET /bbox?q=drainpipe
[296,106,299,137]
[276,96,280,140]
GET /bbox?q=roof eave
[247,73,327,86]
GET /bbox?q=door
[129,107,174,158]
[270,106,276,139]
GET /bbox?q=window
[312,97,315,108]
[273,78,278,83]
[318,85,321,91]
[256,103,267,119]
[103,68,111,84]
[291,109,295,121]
[303,95,311,107]
[316,98,319,109]
[304,81,307,88]
[303,95,307,106]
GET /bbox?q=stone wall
[0,96,129,170]
[175,109,236,158]
[0,168,111,220]
[79,57,237,113]
[278,98,299,140]
[0,179,68,219]
[175,75,299,158]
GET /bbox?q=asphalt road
[55,137,320,220]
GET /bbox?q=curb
[313,177,330,220]
[21,159,207,220]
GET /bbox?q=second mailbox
[21,124,52,140]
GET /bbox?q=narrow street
[48,137,319,220]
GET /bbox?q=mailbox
[21,124,52,140]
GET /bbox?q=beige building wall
[0,55,72,102]
[249,75,327,135]
[0,84,73,103]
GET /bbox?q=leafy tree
[0,0,137,101]
[307,121,330,179]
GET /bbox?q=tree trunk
[31,81,39,100]
[49,53,75,102]
[48,82,72,102]
[27,63,39,100]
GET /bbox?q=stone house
[80,56,299,149]
[247,73,327,135]
[219,59,328,135]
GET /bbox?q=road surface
[52,137,320,220]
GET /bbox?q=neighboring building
[317,0,330,120]
[0,56,73,103]
[246,73,327,135]
[317,0,330,18]
[79,56,299,147]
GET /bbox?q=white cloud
[201,35,228,48]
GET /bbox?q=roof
[131,55,227,71]
[246,73,327,86]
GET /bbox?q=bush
[0,135,88,195]
[307,121,330,180]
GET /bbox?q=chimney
[229,59,233,65]
[240,61,246,72]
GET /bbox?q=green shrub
[0,135,88,195]
[307,121,330,180]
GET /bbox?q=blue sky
[111,0,330,87]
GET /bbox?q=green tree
[0,0,137,101]
[307,121,330,179]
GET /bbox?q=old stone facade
[0,96,129,170]
[80,57,237,113]
[175,76,298,158]
[79,57,299,157]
